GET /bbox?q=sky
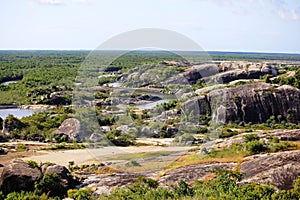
[1,0,300,53]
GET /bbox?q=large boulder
[180,83,300,124]
[203,62,278,84]
[45,165,72,187]
[51,118,82,141]
[0,159,41,194]
[159,162,236,184]
[240,150,300,190]
[210,83,300,123]
[181,96,210,116]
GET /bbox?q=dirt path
[23,146,193,166]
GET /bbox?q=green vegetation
[35,173,67,197]
[6,111,70,141]
[219,128,238,138]
[207,134,296,158]
[4,169,300,200]
[0,171,76,200]
[225,117,300,130]
[42,142,85,150]
[156,100,178,111]
[98,170,300,200]
[68,188,95,200]
[268,67,300,88]
[105,129,135,146]
[0,51,85,105]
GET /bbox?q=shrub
[67,188,94,200]
[243,134,260,143]
[219,128,238,138]
[26,160,39,169]
[269,141,296,153]
[34,173,66,198]
[5,191,50,200]
[246,141,268,155]
[173,180,194,197]
[16,143,28,152]
[105,130,135,146]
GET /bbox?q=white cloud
[36,0,89,6]
[277,8,300,20]
[278,9,287,19]
[291,9,299,20]
[37,0,64,5]
[71,0,89,4]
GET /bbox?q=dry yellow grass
[94,166,118,174]
[156,152,243,179]
[201,173,216,181]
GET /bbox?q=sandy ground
[23,146,193,166]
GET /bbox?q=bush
[16,143,28,152]
[269,141,296,153]
[99,169,300,200]
[173,180,194,197]
[243,134,260,143]
[34,173,66,198]
[68,188,94,200]
[5,191,50,200]
[246,141,268,155]
[105,130,135,146]
[26,160,39,169]
[219,128,238,138]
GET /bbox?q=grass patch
[156,152,243,179]
[114,161,172,172]
[94,166,118,174]
[106,151,176,161]
[41,142,85,150]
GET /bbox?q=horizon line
[0,49,299,55]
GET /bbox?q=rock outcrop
[159,162,236,184]
[177,62,278,84]
[264,129,300,141]
[0,159,41,194]
[51,118,82,141]
[216,83,300,123]
[240,150,300,190]
[211,65,278,84]
[45,165,72,187]
[181,83,300,123]
[181,96,210,116]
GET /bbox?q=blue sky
[1,0,300,53]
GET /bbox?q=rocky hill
[182,82,300,124]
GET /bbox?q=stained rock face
[181,96,210,116]
[240,150,300,190]
[264,129,300,141]
[159,162,236,184]
[51,118,82,141]
[0,159,41,194]
[218,83,300,123]
[181,83,300,124]
[181,62,278,84]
